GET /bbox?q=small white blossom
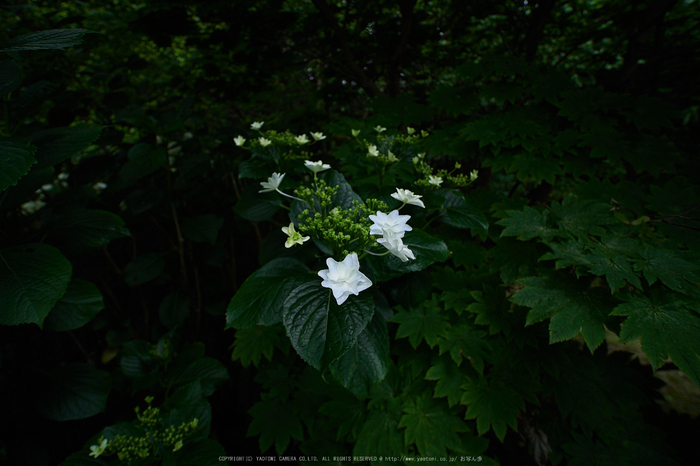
[407,127,415,135]
[89,439,108,458]
[470,169,479,181]
[351,129,361,137]
[295,134,310,145]
[368,145,379,157]
[259,172,285,193]
[369,210,412,238]
[391,188,425,208]
[428,175,443,186]
[57,172,69,181]
[304,160,331,174]
[318,253,372,305]
[281,223,310,248]
[310,132,326,141]
[377,231,415,262]
[387,151,399,162]
[234,136,246,146]
[93,182,108,191]
[250,121,264,130]
[374,125,386,133]
[258,137,272,147]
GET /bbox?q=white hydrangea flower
[89,439,108,458]
[310,132,326,141]
[374,125,386,133]
[250,121,264,130]
[258,137,272,147]
[368,145,379,157]
[295,134,310,145]
[470,169,479,181]
[234,136,246,146]
[377,231,415,262]
[351,129,361,137]
[304,160,331,173]
[391,188,425,208]
[369,210,412,238]
[281,223,310,248]
[428,175,443,186]
[259,172,285,193]
[318,253,372,305]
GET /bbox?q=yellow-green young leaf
[0,243,72,327]
[399,392,471,457]
[0,138,37,192]
[497,205,557,241]
[512,274,614,352]
[329,312,390,398]
[390,295,449,349]
[247,395,304,455]
[231,325,287,367]
[460,376,524,442]
[43,279,104,331]
[612,293,700,386]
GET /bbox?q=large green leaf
[0,29,93,52]
[0,243,72,327]
[173,358,230,396]
[460,376,525,442]
[46,208,130,254]
[180,214,224,245]
[28,124,103,169]
[0,138,37,192]
[354,398,407,457]
[0,59,23,97]
[612,293,700,386]
[329,312,390,398]
[511,274,614,352]
[226,258,311,328]
[440,191,489,232]
[321,169,363,209]
[37,363,111,421]
[233,185,283,221]
[124,253,165,286]
[391,295,449,349]
[43,279,104,331]
[247,394,304,455]
[283,280,374,371]
[368,229,450,281]
[117,143,166,182]
[497,205,557,241]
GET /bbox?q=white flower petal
[259,172,285,192]
[391,188,425,208]
[317,253,372,305]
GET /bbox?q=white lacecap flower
[428,175,443,186]
[234,135,246,146]
[259,172,285,193]
[250,121,264,130]
[304,160,331,174]
[318,253,372,305]
[89,439,108,458]
[368,145,379,157]
[281,223,310,248]
[377,231,415,262]
[391,188,425,208]
[259,137,272,147]
[369,210,412,238]
[374,125,386,133]
[295,134,310,145]
[470,169,479,181]
[311,132,326,141]
[351,129,361,137]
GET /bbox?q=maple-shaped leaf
[461,376,525,441]
[354,397,407,457]
[612,293,700,386]
[230,324,287,367]
[497,205,557,241]
[437,324,490,373]
[550,196,617,238]
[587,250,642,293]
[390,295,449,349]
[399,392,471,456]
[509,153,563,185]
[468,285,519,336]
[318,396,366,441]
[511,274,615,352]
[541,240,592,274]
[635,246,700,294]
[247,394,304,454]
[425,355,470,407]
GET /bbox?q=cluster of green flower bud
[294,178,339,211]
[153,418,199,452]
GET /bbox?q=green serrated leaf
[399,392,470,456]
[391,295,449,349]
[329,312,390,398]
[247,394,304,455]
[37,363,111,421]
[180,215,224,245]
[512,274,613,352]
[174,439,227,466]
[231,325,285,367]
[173,358,229,396]
[368,229,450,281]
[124,253,165,287]
[440,191,489,232]
[117,143,166,182]
[612,293,700,386]
[233,184,283,221]
[497,205,556,241]
[354,398,407,457]
[0,29,93,52]
[428,85,478,116]
[425,355,468,407]
[635,246,700,294]
[461,376,524,442]
[321,169,363,210]
[46,208,131,254]
[437,324,490,373]
[587,252,641,293]
[226,258,311,328]
[28,124,103,169]
[44,279,104,331]
[0,243,72,327]
[0,138,37,192]
[550,196,616,238]
[283,280,374,370]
